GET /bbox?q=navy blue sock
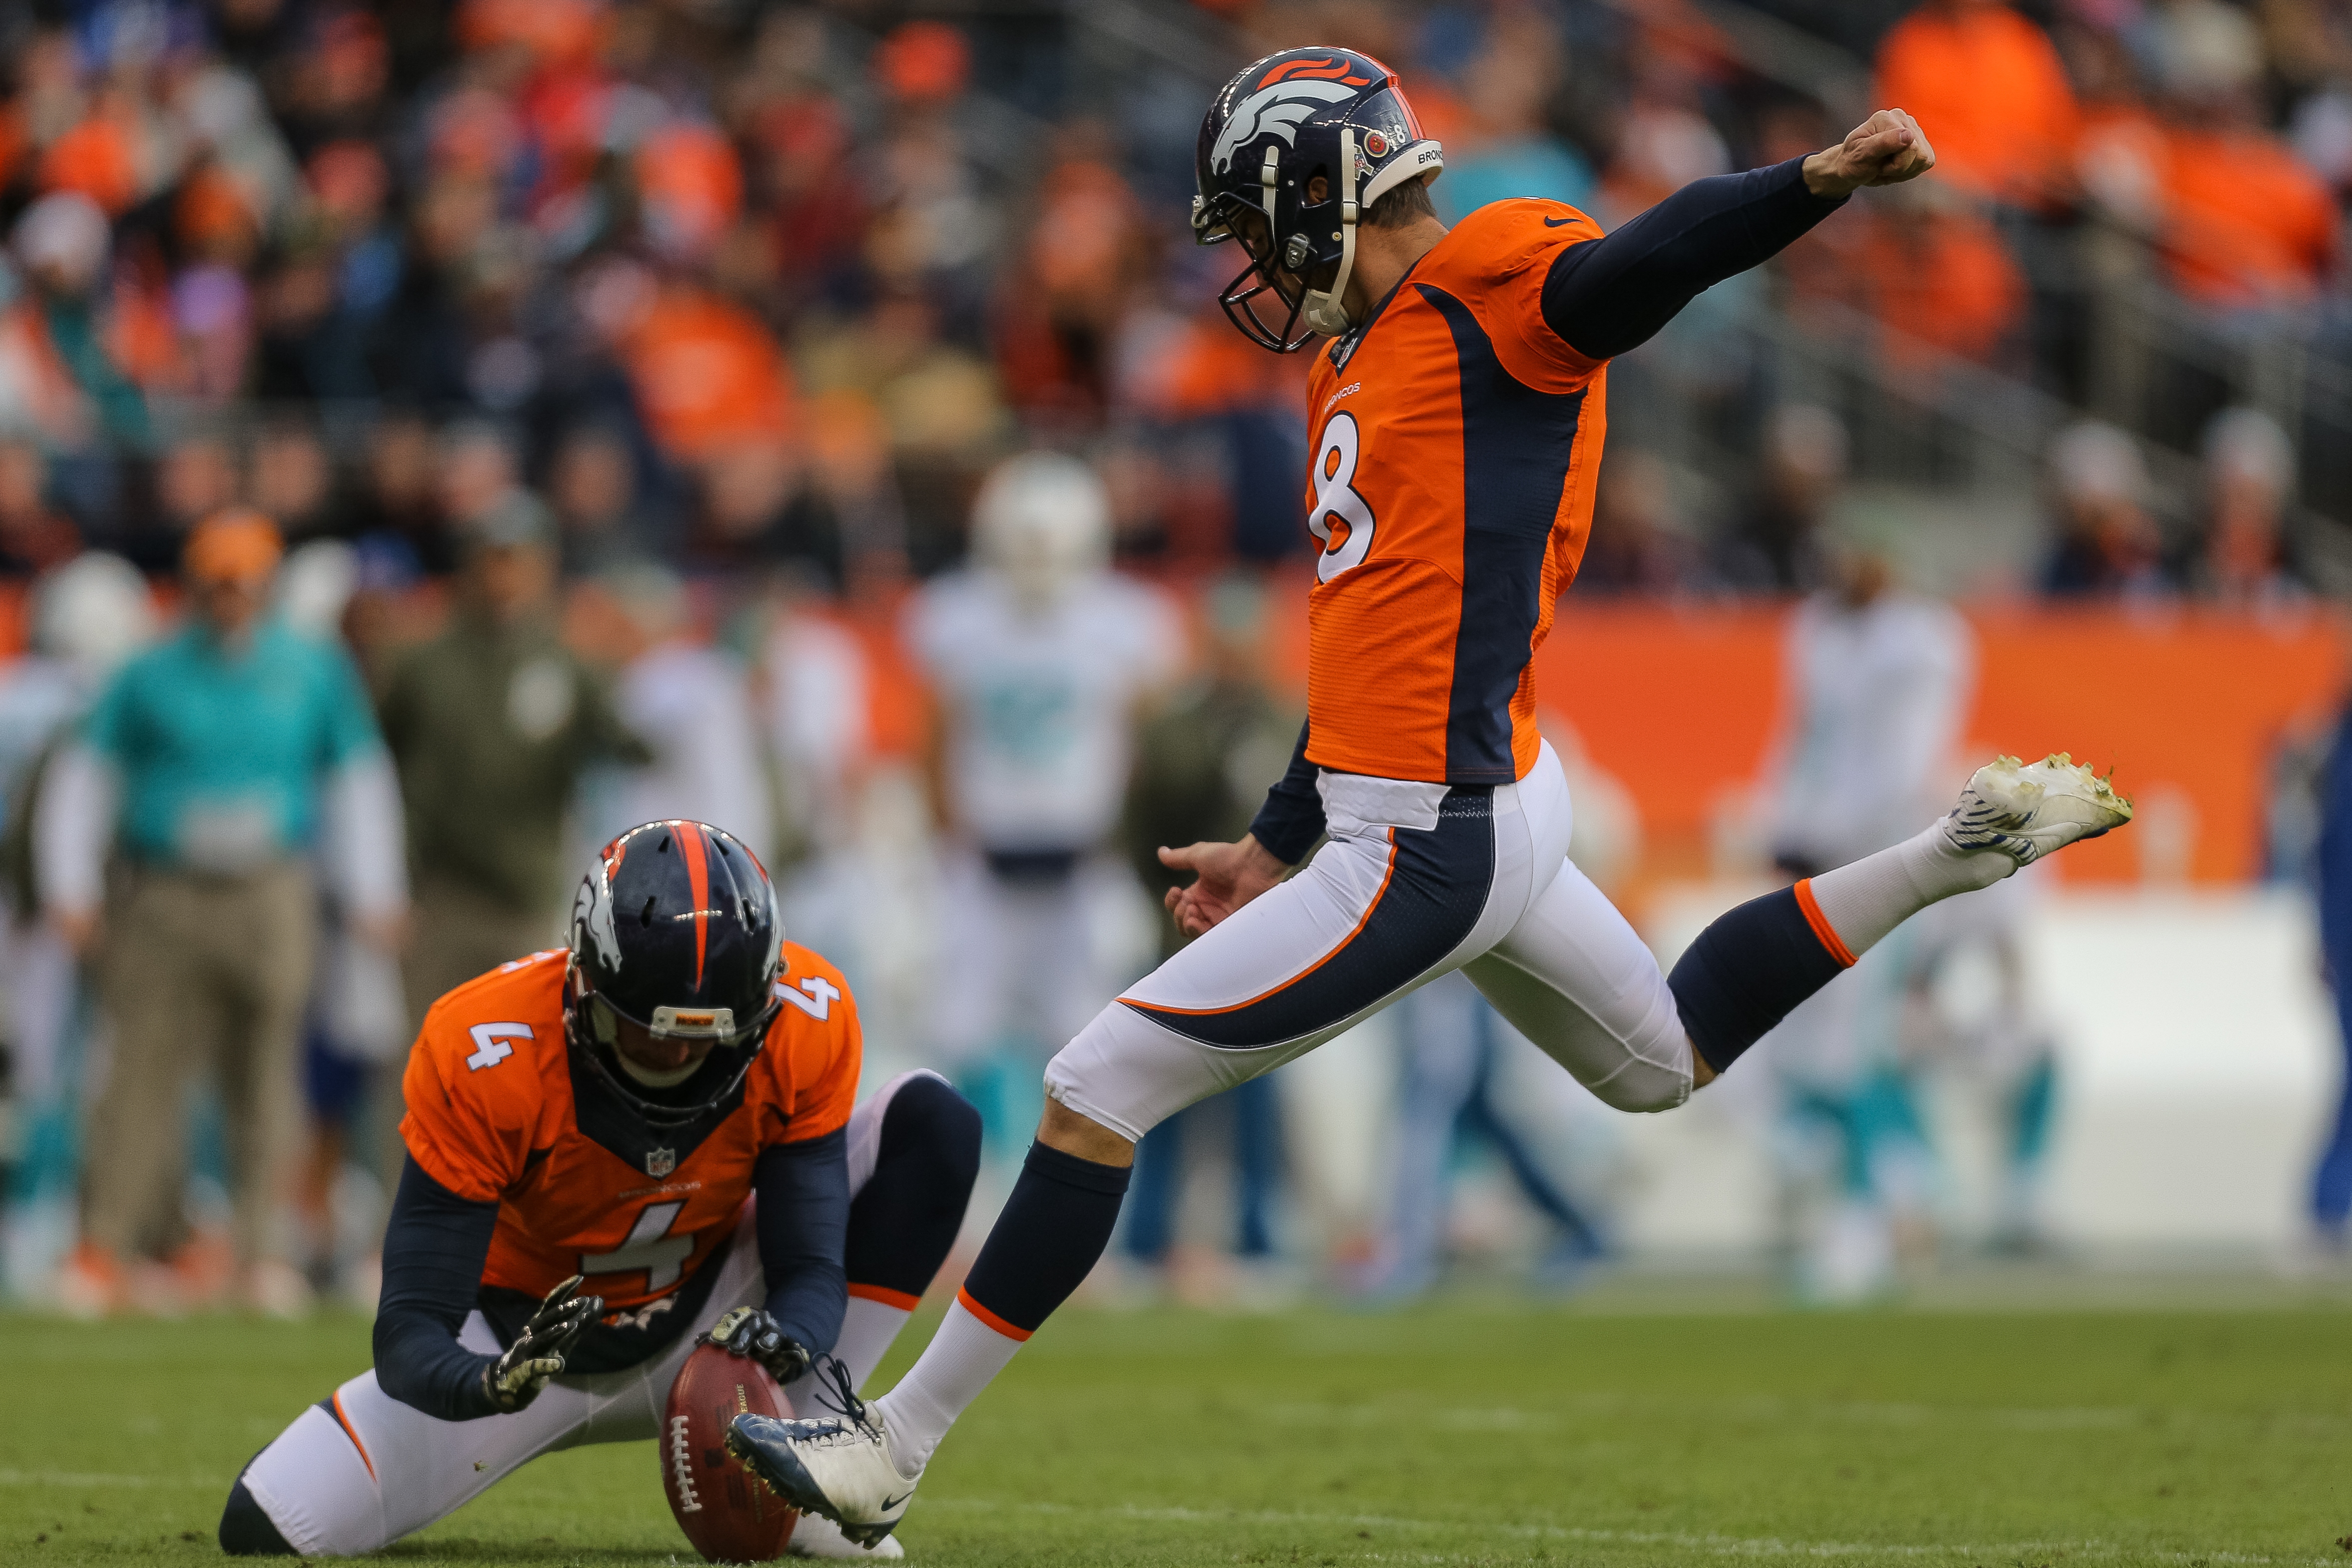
[1668,883,1852,1076]
[843,1076,983,1304]
[959,1141,1130,1335]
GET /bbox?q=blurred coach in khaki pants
[43,511,407,1316]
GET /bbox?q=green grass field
[7,1292,2352,1567]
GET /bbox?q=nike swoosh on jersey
[1543,215,1575,226]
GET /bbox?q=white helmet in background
[278,538,360,639]
[971,452,1111,614]
[33,551,155,678]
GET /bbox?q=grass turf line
[4,1303,2351,1565]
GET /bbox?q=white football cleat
[1944,753,2133,866]
[789,1512,906,1558]
[727,1360,920,1550]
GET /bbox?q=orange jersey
[1300,199,1609,785]
[399,943,861,1314]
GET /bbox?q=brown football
[661,1339,799,1563]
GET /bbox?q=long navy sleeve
[1247,720,1326,866]
[373,1156,501,1421]
[754,1128,849,1354]
[1542,156,1845,362]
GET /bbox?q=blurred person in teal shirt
[42,510,407,1318]
[1430,28,1596,223]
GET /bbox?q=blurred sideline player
[278,540,416,1309]
[1749,530,1970,1299]
[1902,870,2059,1253]
[220,821,980,1560]
[904,453,1181,1147]
[1754,535,2062,1290]
[1364,722,1638,1300]
[730,49,2131,1544]
[1115,574,1298,1299]
[596,563,777,867]
[0,554,154,1290]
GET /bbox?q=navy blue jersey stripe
[1417,284,1586,785]
[1124,791,1496,1049]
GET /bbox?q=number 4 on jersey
[776,976,841,1020]
[467,1022,533,1071]
[583,1200,691,1292]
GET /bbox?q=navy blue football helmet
[565,820,785,1129]
[1192,46,1444,352]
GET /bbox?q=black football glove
[705,1306,812,1386]
[481,1274,601,1415]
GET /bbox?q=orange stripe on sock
[954,1285,1033,1343]
[847,1282,921,1311]
[329,1391,376,1482]
[1792,878,1857,969]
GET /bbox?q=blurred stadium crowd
[0,0,2341,1319]
[0,0,2331,589]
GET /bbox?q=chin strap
[1301,127,1360,337]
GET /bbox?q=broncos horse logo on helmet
[565,820,786,1130]
[1206,77,1358,175]
[1192,47,1444,353]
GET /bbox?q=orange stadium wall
[0,578,2320,889]
[1271,593,2349,886]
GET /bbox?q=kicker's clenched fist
[1803,108,1937,198]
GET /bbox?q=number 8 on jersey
[1309,411,1376,583]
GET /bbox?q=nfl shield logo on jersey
[645,1148,676,1178]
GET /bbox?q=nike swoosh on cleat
[881,1492,913,1511]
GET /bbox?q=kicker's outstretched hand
[1802,108,1936,198]
[481,1274,600,1414]
[1159,835,1286,939]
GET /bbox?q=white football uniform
[0,657,94,1108]
[906,570,1181,1066]
[1765,592,1974,872]
[235,1073,935,1557]
[906,570,1181,855]
[1757,591,1974,1089]
[763,610,871,842]
[1046,743,1695,1139]
[604,642,774,866]
[1747,593,1975,1292]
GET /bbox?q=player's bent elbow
[372,1313,491,1422]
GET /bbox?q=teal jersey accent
[83,618,383,867]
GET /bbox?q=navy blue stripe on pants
[1123,790,1497,1051]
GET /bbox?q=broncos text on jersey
[1301,198,1610,786]
[398,943,860,1316]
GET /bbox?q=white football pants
[239,1073,931,1557]
[928,852,1116,1067]
[1045,742,1695,1141]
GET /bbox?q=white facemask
[1299,128,1362,337]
